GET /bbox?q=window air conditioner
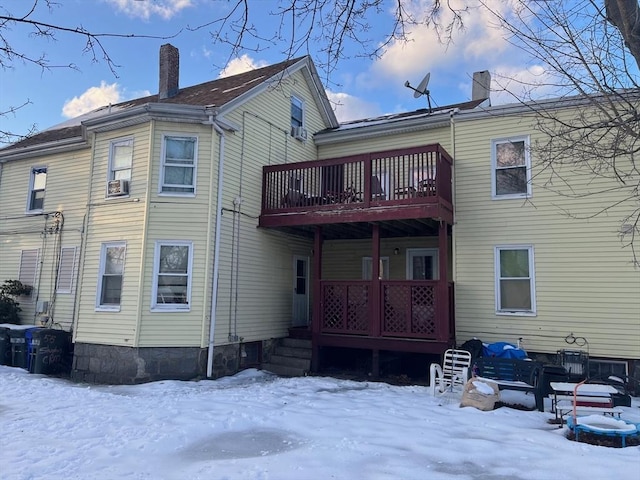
[291,126,308,141]
[107,179,129,197]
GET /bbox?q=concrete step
[275,345,312,359]
[262,363,307,377]
[281,338,312,349]
[269,354,311,370]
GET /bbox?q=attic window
[27,167,47,212]
[291,96,304,129]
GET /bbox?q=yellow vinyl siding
[207,70,322,345]
[0,148,90,329]
[75,124,151,346]
[76,202,145,345]
[317,128,452,160]
[453,110,640,359]
[322,238,451,281]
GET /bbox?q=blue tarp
[482,342,527,359]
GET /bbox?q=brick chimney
[159,44,179,100]
[472,70,491,106]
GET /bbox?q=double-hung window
[291,96,304,129]
[160,135,197,194]
[407,248,439,280]
[362,257,390,280]
[491,136,531,198]
[152,241,193,310]
[109,139,133,182]
[27,167,47,212]
[96,242,126,310]
[495,246,536,315]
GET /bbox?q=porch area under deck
[259,144,457,377]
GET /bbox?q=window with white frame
[27,167,47,212]
[96,242,126,310]
[18,249,38,300]
[160,135,197,194]
[362,257,390,280]
[56,247,76,294]
[495,246,536,315]
[152,241,192,310]
[491,136,531,198]
[291,95,304,129]
[108,138,133,182]
[407,248,439,280]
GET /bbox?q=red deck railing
[262,144,452,214]
[319,280,453,341]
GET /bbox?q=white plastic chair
[429,349,472,396]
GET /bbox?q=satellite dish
[414,72,430,98]
[404,72,433,112]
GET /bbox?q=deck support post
[371,349,380,378]
[371,224,381,337]
[311,226,323,372]
[437,221,450,342]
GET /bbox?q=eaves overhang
[313,110,453,146]
[453,89,640,122]
[82,103,212,133]
[0,136,88,162]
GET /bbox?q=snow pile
[1,366,638,480]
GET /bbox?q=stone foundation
[70,339,285,384]
[71,343,207,384]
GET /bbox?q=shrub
[0,280,33,324]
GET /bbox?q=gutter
[206,116,231,378]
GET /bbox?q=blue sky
[1,0,558,137]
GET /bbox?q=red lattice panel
[346,285,369,332]
[411,285,436,335]
[382,285,410,334]
[323,285,345,330]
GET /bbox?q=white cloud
[219,54,269,78]
[105,0,194,20]
[489,64,558,104]
[365,0,526,102]
[326,91,383,123]
[62,82,123,118]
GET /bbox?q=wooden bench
[474,357,544,411]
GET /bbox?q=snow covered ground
[1,366,638,480]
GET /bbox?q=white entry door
[292,256,310,326]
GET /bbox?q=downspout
[72,132,98,340]
[449,108,459,283]
[207,119,226,378]
[133,119,156,347]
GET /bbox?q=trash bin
[29,328,72,375]
[541,364,570,396]
[0,327,10,365]
[9,327,39,369]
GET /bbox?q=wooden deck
[259,144,453,234]
[259,144,457,373]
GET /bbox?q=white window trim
[491,135,532,200]
[406,248,439,280]
[107,138,133,197]
[56,246,77,294]
[494,245,537,316]
[151,240,193,312]
[362,257,390,280]
[96,241,126,312]
[291,95,305,129]
[26,165,47,213]
[159,134,198,196]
